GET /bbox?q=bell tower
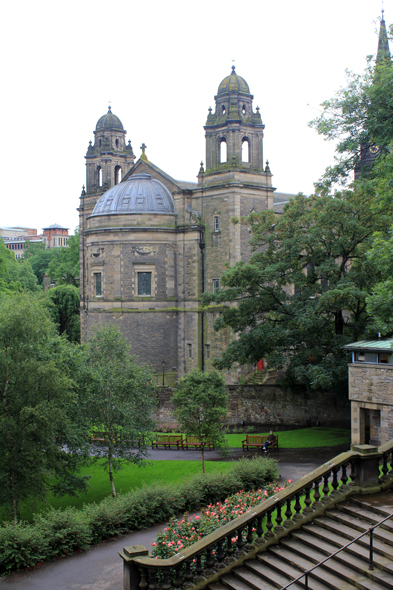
[204,66,265,173]
[85,106,135,194]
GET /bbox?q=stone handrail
[120,444,393,590]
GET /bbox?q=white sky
[1,0,389,235]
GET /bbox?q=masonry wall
[154,385,350,429]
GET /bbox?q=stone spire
[377,9,391,63]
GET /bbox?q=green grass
[1,459,234,522]
[226,427,351,449]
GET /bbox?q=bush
[0,456,278,574]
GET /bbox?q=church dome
[217,66,250,95]
[91,173,175,216]
[95,106,124,131]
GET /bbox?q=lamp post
[162,360,166,386]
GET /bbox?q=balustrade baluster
[275,502,284,529]
[204,546,215,577]
[173,565,184,588]
[162,568,171,590]
[183,560,193,587]
[303,484,313,513]
[349,459,357,485]
[148,568,158,590]
[244,520,254,551]
[341,462,349,486]
[293,492,302,520]
[225,534,235,562]
[236,528,245,555]
[255,516,264,544]
[331,467,339,495]
[321,472,331,503]
[139,566,148,590]
[380,453,389,481]
[313,477,321,504]
[284,496,293,527]
[265,509,274,536]
[216,539,226,569]
[195,553,204,582]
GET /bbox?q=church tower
[204,65,265,172]
[85,106,135,193]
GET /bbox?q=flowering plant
[151,480,291,559]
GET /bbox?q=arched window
[115,138,119,149]
[99,139,102,147]
[242,104,246,115]
[241,137,250,163]
[97,166,103,187]
[114,165,122,185]
[219,138,227,163]
[222,104,226,115]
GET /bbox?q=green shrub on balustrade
[0,456,278,574]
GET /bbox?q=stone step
[253,554,328,589]
[215,572,276,590]
[350,497,393,519]
[339,503,393,532]
[293,527,393,574]
[268,544,389,590]
[281,535,393,588]
[235,565,288,590]
[322,510,393,547]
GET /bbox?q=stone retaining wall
[154,385,350,429]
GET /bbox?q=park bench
[242,434,279,451]
[152,434,184,450]
[183,436,214,450]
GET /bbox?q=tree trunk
[201,446,205,474]
[108,445,116,497]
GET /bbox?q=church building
[79,67,290,384]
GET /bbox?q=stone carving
[131,246,157,256]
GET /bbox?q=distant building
[1,224,69,259]
[343,339,393,446]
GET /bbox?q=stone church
[79,67,291,384]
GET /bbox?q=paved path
[0,445,349,590]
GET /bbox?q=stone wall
[154,384,350,430]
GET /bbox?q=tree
[23,242,61,284]
[46,284,80,343]
[171,370,228,473]
[81,326,157,497]
[365,230,393,335]
[203,188,392,392]
[0,294,89,521]
[47,231,80,286]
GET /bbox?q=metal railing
[280,510,393,589]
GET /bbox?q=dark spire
[377,10,391,63]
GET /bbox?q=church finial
[140,143,148,161]
[377,8,391,63]
[231,64,236,74]
[108,105,112,112]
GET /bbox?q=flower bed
[151,480,291,559]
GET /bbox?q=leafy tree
[7,259,39,292]
[81,326,157,497]
[0,294,89,521]
[171,370,228,473]
[23,242,61,285]
[47,231,80,286]
[46,284,80,343]
[366,230,393,335]
[203,188,392,392]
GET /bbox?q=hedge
[0,456,277,575]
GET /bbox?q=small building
[343,339,393,446]
[1,224,69,258]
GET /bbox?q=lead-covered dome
[217,66,250,95]
[91,173,175,216]
[95,106,124,131]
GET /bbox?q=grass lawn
[2,459,234,522]
[226,427,351,449]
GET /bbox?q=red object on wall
[257,359,264,370]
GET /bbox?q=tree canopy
[0,294,89,521]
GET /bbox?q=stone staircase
[208,497,393,590]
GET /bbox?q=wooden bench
[183,436,214,450]
[242,434,279,451]
[152,434,184,450]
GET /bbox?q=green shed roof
[343,339,393,352]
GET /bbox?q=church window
[95,273,102,297]
[213,216,219,232]
[98,166,103,187]
[213,278,220,293]
[241,137,250,162]
[222,104,226,115]
[138,272,152,296]
[205,344,210,359]
[99,139,102,147]
[114,165,122,185]
[115,138,119,148]
[219,139,227,163]
[187,343,192,359]
[242,104,246,115]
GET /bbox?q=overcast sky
[1,0,389,235]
